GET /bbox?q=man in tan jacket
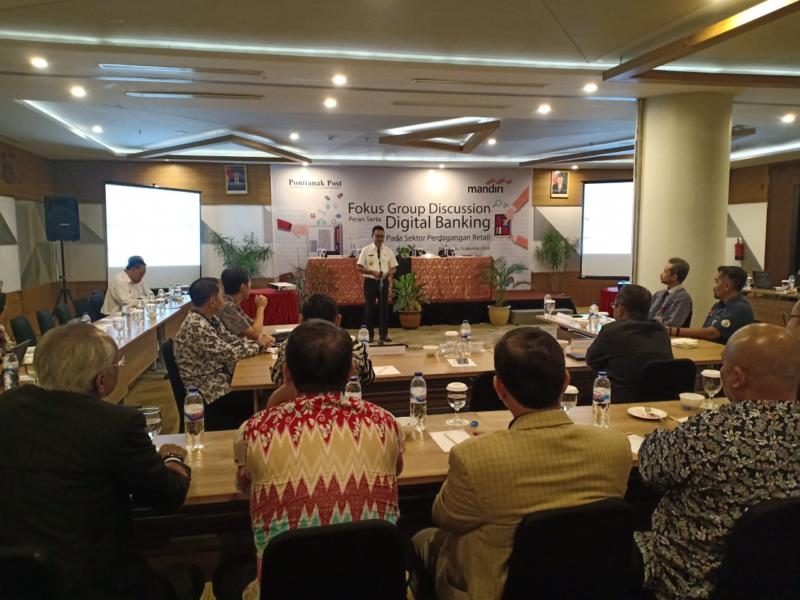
[413,327,632,600]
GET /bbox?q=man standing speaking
[357,225,397,344]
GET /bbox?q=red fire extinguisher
[735,237,745,261]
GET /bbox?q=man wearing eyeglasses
[0,324,203,600]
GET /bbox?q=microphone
[377,245,382,279]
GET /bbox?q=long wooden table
[744,288,797,326]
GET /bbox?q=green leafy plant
[392,272,428,312]
[534,228,577,292]
[396,244,416,258]
[482,257,527,307]
[211,232,273,277]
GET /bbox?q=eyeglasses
[783,313,800,326]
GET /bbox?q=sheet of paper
[374,365,401,377]
[674,416,689,423]
[628,434,645,455]
[430,429,472,453]
[274,328,294,334]
[447,358,478,367]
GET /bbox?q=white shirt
[357,243,398,280]
[101,270,148,314]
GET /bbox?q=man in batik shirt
[636,323,800,599]
[234,319,403,600]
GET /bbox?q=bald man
[786,299,800,337]
[635,324,800,600]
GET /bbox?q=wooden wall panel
[0,142,54,201]
[765,161,800,277]
[532,168,633,207]
[729,165,769,204]
[50,160,271,205]
[531,271,619,308]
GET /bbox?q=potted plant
[211,232,273,277]
[482,257,527,326]
[534,228,577,292]
[392,272,428,329]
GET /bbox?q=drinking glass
[146,303,157,320]
[112,317,125,340]
[158,288,165,299]
[141,407,162,442]
[544,294,556,317]
[446,382,469,427]
[701,369,722,410]
[560,385,579,413]
[781,280,790,293]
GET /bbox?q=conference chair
[35,309,56,335]
[682,310,693,328]
[72,297,92,320]
[88,291,104,321]
[0,546,63,599]
[502,498,634,600]
[160,339,187,433]
[634,359,696,403]
[259,520,408,600]
[9,315,36,347]
[470,371,504,412]
[712,497,800,600]
[53,303,71,326]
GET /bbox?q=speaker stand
[51,240,74,319]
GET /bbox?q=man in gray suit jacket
[649,257,693,327]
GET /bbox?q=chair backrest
[635,358,696,403]
[53,303,71,326]
[0,546,63,599]
[72,298,91,320]
[35,309,56,335]
[160,339,186,432]
[260,520,407,600]
[88,291,104,321]
[713,497,800,600]
[682,310,693,328]
[503,498,633,600]
[470,370,505,412]
[10,315,37,346]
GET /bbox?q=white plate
[627,406,668,421]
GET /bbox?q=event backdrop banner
[270,165,531,286]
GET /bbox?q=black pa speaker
[44,196,80,241]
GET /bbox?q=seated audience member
[0,291,13,350]
[785,298,800,337]
[636,324,800,600]
[175,277,265,430]
[0,324,202,600]
[667,265,754,344]
[268,293,374,407]
[230,319,403,600]
[648,257,693,327]
[413,328,631,600]
[587,284,673,404]
[101,255,148,314]
[218,267,275,345]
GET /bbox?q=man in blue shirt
[666,265,754,344]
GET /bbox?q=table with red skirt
[240,288,299,325]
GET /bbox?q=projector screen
[580,180,635,279]
[105,182,201,289]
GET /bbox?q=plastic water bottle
[3,352,19,391]
[459,320,472,358]
[592,371,611,428]
[789,275,796,292]
[121,303,129,319]
[184,387,205,450]
[80,312,91,324]
[358,324,370,352]
[410,372,427,437]
[345,376,362,400]
[588,302,600,334]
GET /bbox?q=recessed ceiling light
[69,85,87,98]
[571,165,579,170]
[487,137,497,146]
[536,103,551,114]
[289,132,300,141]
[439,163,445,169]
[583,82,598,93]
[332,74,348,86]
[781,113,796,124]
[91,125,103,134]
[324,97,338,109]
[30,56,48,69]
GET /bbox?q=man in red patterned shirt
[226,319,404,600]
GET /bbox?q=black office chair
[53,303,71,326]
[160,339,187,433]
[10,315,37,346]
[35,309,56,335]
[260,520,407,600]
[503,498,634,600]
[470,371,504,412]
[634,359,696,403]
[72,298,92,320]
[712,497,800,600]
[682,310,693,328]
[0,546,63,599]
[88,291,104,321]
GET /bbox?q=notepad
[447,358,477,367]
[431,430,472,453]
[628,434,644,455]
[374,365,401,377]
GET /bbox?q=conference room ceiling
[0,0,797,167]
